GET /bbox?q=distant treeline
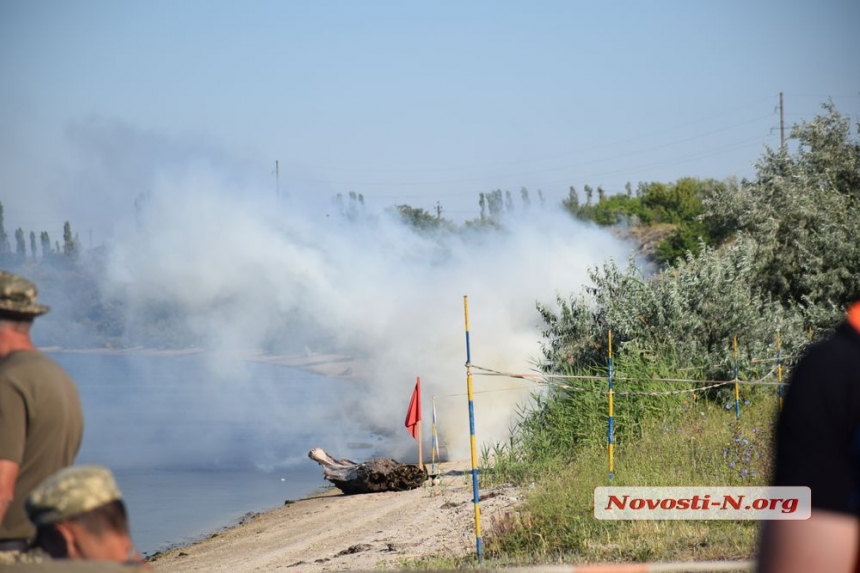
[0,206,82,265]
[381,176,721,265]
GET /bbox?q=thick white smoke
[102,166,632,463]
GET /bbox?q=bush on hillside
[538,238,809,380]
[701,102,860,314]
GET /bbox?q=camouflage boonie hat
[0,271,50,317]
[25,466,123,527]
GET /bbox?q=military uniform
[23,465,144,567]
[0,272,84,563]
[0,545,48,566]
[25,465,124,527]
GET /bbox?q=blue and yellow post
[777,330,783,411]
[734,336,740,420]
[462,296,483,564]
[608,329,615,481]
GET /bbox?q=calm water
[50,352,376,555]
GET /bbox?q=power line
[278,96,780,177]
[287,116,775,189]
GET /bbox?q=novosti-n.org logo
[594,487,811,520]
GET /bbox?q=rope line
[543,380,733,397]
[467,364,784,390]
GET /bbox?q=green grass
[395,555,478,570]
[479,382,778,566]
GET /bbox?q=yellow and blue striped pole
[431,396,438,477]
[463,296,483,564]
[776,330,783,411]
[608,329,615,481]
[733,336,740,420]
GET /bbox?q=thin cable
[469,364,784,387]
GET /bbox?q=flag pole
[417,380,424,471]
[405,377,423,469]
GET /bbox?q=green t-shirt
[0,351,84,540]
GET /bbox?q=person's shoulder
[814,323,860,364]
[0,351,72,388]
[1,351,55,373]
[788,323,860,393]
[1,350,53,366]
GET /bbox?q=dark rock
[337,544,372,556]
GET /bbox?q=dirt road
[150,461,522,572]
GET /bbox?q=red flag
[405,377,422,439]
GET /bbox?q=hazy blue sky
[1,0,858,238]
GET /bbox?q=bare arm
[758,510,859,573]
[0,459,19,529]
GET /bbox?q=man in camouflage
[25,465,144,564]
[0,270,84,564]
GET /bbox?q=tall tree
[520,187,531,210]
[29,231,36,259]
[562,186,580,216]
[0,201,9,257]
[625,182,633,198]
[63,221,78,258]
[700,102,860,309]
[14,228,25,261]
[487,189,504,219]
[40,232,51,258]
[597,186,606,203]
[584,185,594,206]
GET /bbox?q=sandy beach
[148,460,523,572]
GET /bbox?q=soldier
[25,465,145,566]
[0,271,84,563]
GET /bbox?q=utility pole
[436,201,442,219]
[275,160,280,198]
[779,92,785,152]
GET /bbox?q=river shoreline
[44,346,368,381]
[148,459,523,572]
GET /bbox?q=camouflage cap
[0,270,50,318]
[25,466,123,527]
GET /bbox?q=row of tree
[332,185,550,231]
[0,201,81,264]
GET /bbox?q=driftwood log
[308,448,425,495]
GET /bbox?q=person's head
[0,271,48,353]
[25,466,141,563]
